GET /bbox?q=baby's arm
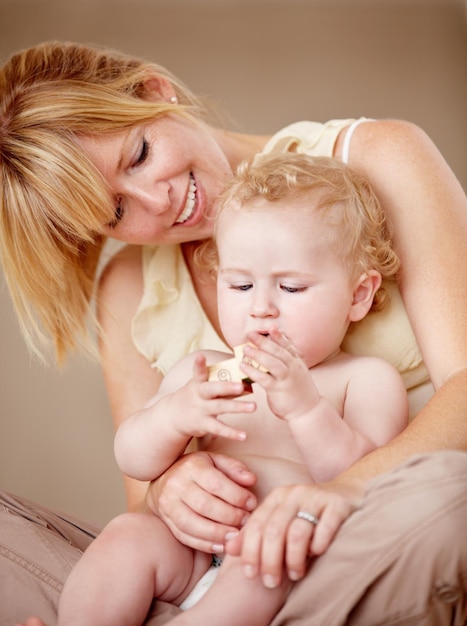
[289,357,408,481]
[241,331,408,482]
[114,351,255,481]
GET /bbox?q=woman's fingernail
[240,515,250,527]
[288,570,301,581]
[211,544,224,553]
[244,564,255,578]
[224,531,239,541]
[263,574,278,588]
[245,497,256,510]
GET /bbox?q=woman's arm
[226,121,467,582]
[97,244,163,512]
[337,119,467,468]
[313,119,467,548]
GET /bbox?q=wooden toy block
[207,344,268,393]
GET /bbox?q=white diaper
[179,555,223,610]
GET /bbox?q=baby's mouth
[175,173,197,224]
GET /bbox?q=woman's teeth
[176,174,197,224]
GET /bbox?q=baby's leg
[169,554,291,626]
[58,512,212,626]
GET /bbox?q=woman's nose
[130,180,172,216]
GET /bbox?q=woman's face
[78,114,233,245]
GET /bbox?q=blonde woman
[1,41,466,625]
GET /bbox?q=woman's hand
[225,477,365,588]
[145,450,258,553]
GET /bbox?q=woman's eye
[108,203,124,229]
[135,138,149,166]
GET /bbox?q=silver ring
[296,511,319,525]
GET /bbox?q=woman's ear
[142,75,177,103]
[349,270,382,322]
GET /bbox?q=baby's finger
[265,327,301,360]
[240,357,287,388]
[242,338,290,378]
[192,353,209,382]
[206,397,255,417]
[203,381,249,399]
[199,416,247,442]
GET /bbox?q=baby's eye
[281,285,307,293]
[231,284,253,291]
[107,203,124,229]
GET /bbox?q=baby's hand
[172,353,255,441]
[240,329,320,420]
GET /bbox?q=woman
[1,41,466,625]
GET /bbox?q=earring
[170,96,178,104]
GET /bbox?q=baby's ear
[349,270,382,322]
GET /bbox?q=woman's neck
[182,240,225,341]
[212,128,271,171]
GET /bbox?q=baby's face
[216,198,356,368]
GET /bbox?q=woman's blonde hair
[0,41,205,362]
[204,153,400,312]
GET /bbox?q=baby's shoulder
[332,353,407,402]
[336,351,400,377]
[317,351,402,387]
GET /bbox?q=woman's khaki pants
[1,451,466,625]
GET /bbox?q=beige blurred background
[1,0,466,526]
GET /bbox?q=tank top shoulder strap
[342,118,374,164]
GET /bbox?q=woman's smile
[175,173,198,224]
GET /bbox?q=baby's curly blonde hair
[199,153,400,312]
